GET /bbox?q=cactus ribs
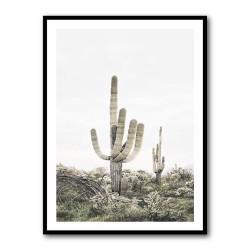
[90,76,144,194]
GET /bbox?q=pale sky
[56,29,194,173]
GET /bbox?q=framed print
[43,16,207,234]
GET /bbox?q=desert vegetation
[56,164,194,222]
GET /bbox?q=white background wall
[0,0,249,249]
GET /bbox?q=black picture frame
[43,15,207,235]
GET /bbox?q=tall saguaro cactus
[152,127,165,185]
[90,76,144,194]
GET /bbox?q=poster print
[44,16,207,234]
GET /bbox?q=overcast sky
[56,29,194,173]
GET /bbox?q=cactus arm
[111,108,126,158]
[152,148,157,173]
[121,141,127,152]
[162,163,165,171]
[110,76,118,127]
[160,156,165,172]
[156,144,159,162]
[123,123,144,163]
[90,129,110,160]
[110,125,117,149]
[162,156,165,164]
[158,126,162,163]
[114,119,137,162]
[158,163,165,172]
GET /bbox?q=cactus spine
[90,76,144,194]
[152,127,165,185]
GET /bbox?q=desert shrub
[87,193,146,221]
[136,170,152,182]
[88,193,109,216]
[57,173,106,203]
[144,191,162,220]
[186,179,194,190]
[87,167,110,186]
[143,191,193,222]
[114,205,149,222]
[132,176,139,191]
[122,169,132,176]
[57,201,91,221]
[88,167,107,178]
[160,168,194,195]
[141,185,154,194]
[57,204,75,221]
[56,165,194,222]
[57,163,86,177]
[176,187,194,196]
[168,179,184,190]
[163,168,193,183]
[179,169,193,182]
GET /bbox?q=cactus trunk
[110,160,122,193]
[152,127,165,185]
[90,76,144,194]
[156,172,161,185]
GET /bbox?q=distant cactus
[90,76,144,194]
[152,127,165,185]
[174,163,178,171]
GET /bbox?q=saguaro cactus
[90,76,144,194]
[152,127,165,185]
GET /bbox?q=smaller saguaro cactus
[152,127,165,185]
[121,176,129,192]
